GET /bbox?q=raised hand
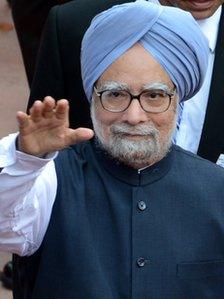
[17,96,94,157]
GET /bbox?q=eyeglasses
[94,86,176,113]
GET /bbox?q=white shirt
[174,7,222,153]
[0,134,57,256]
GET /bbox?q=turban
[81,1,209,102]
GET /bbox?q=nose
[122,99,149,125]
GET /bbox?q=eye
[104,90,127,99]
[111,91,121,98]
[143,90,167,100]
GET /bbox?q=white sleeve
[0,133,58,256]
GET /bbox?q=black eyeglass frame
[94,86,176,114]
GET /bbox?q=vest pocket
[177,260,224,279]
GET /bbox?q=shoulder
[172,145,224,178]
[56,141,91,162]
[46,0,135,58]
[171,146,224,210]
[54,0,134,29]
[54,141,95,181]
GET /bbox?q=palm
[17,97,94,157]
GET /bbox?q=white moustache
[111,124,157,136]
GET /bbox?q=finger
[16,111,30,129]
[29,100,41,115]
[55,99,69,120]
[67,128,94,145]
[30,101,44,122]
[42,96,56,118]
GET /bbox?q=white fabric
[0,134,57,256]
[216,154,224,167]
[174,6,221,153]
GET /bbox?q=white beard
[91,103,176,168]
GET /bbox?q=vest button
[137,200,147,211]
[136,257,147,267]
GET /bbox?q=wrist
[16,136,47,158]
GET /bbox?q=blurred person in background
[10,0,70,87]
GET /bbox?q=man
[1,2,224,298]
[2,0,223,292]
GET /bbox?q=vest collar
[91,140,174,186]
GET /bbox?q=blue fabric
[81,1,209,102]
[19,141,224,298]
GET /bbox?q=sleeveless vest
[13,142,224,298]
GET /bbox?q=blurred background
[0,0,28,138]
[0,0,29,297]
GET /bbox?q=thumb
[67,127,94,145]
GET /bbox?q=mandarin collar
[90,139,174,186]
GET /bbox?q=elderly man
[1,2,224,298]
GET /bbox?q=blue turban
[81,1,209,102]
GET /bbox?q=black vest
[13,142,224,298]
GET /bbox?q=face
[160,0,223,19]
[91,44,178,169]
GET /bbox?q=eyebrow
[96,81,175,93]
[96,81,129,91]
[142,82,174,92]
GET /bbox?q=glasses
[94,86,176,113]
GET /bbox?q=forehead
[97,44,173,90]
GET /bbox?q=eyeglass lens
[100,89,171,113]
